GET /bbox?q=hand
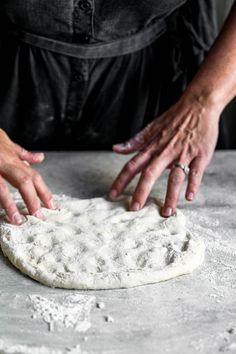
[109,96,220,217]
[0,129,56,224]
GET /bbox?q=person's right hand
[0,129,56,225]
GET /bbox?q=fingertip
[130,201,140,212]
[161,206,173,218]
[28,152,45,165]
[112,144,131,154]
[108,189,118,200]
[10,211,26,225]
[48,198,58,210]
[112,145,121,153]
[34,152,45,161]
[20,151,45,164]
[112,140,139,155]
[186,192,194,202]
[32,209,44,220]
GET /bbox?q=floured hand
[109,96,220,217]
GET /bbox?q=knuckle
[159,127,169,141]
[143,167,155,180]
[0,181,7,194]
[112,179,122,190]
[189,168,202,179]
[32,171,42,183]
[20,147,29,157]
[125,160,137,174]
[18,174,32,187]
[116,171,128,186]
[5,203,17,215]
[198,153,210,166]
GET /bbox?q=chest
[0,0,187,40]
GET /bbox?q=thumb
[113,131,145,155]
[15,145,45,164]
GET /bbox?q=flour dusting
[30,293,95,332]
[0,339,83,354]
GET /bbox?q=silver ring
[174,163,190,176]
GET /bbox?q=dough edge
[0,195,205,290]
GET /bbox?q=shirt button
[74,73,84,82]
[78,0,92,12]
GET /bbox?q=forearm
[183,3,236,115]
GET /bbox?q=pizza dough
[0,195,205,289]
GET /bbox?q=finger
[1,165,43,218]
[32,170,57,209]
[113,131,145,154]
[112,121,157,154]
[109,150,151,199]
[162,164,188,217]
[0,176,25,225]
[130,153,170,211]
[15,144,44,165]
[113,116,165,155]
[185,157,206,201]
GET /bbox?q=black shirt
[0,0,218,149]
[0,0,187,42]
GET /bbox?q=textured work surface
[0,196,204,289]
[0,151,236,354]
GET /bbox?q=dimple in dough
[0,195,205,290]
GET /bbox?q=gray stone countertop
[0,151,236,354]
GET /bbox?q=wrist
[180,84,226,120]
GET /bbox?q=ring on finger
[174,163,190,176]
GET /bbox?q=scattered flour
[96,302,105,309]
[30,293,95,332]
[219,342,236,352]
[0,340,83,354]
[104,315,114,323]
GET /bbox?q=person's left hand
[109,96,220,217]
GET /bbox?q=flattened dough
[0,196,205,289]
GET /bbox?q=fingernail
[113,142,131,150]
[113,143,125,148]
[48,198,58,210]
[33,209,43,219]
[12,212,26,225]
[187,192,194,201]
[163,207,172,217]
[23,160,30,166]
[35,152,44,159]
[131,202,140,211]
[109,189,117,199]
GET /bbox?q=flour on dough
[0,195,205,289]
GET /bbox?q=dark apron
[0,0,218,150]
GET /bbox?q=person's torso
[0,0,187,43]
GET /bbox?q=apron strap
[7,20,167,59]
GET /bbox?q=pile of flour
[30,293,95,332]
